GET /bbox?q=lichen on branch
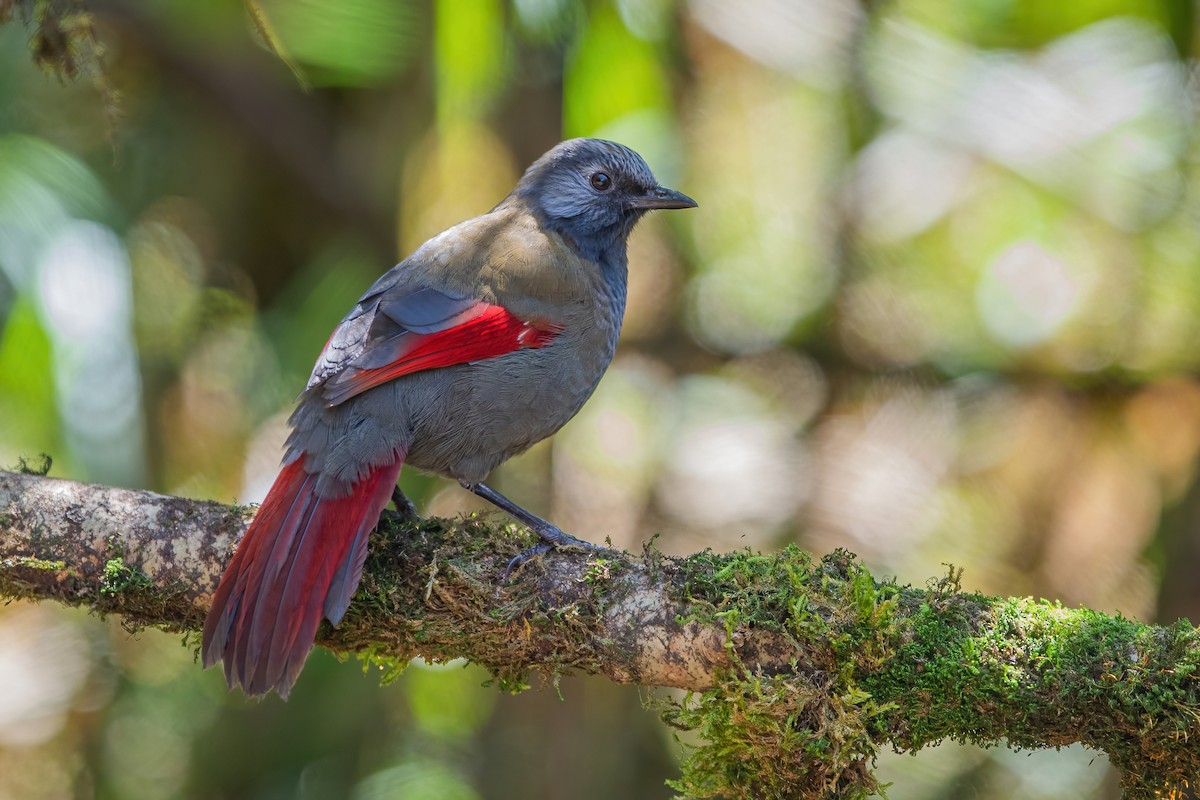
[1,469,1197,799]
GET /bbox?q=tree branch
[1,469,1196,799]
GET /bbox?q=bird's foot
[530,523,604,552]
[462,481,606,580]
[386,486,420,523]
[502,521,606,580]
[503,542,554,580]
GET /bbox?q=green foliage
[252,0,421,86]
[564,2,671,138]
[0,300,57,456]
[434,0,506,123]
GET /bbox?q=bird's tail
[201,453,404,698]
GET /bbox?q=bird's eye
[590,171,612,191]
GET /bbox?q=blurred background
[2,0,1199,797]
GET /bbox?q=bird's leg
[389,485,420,522]
[467,481,597,548]
[464,481,604,577]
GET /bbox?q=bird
[201,138,697,698]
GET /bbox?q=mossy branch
[0,469,1196,798]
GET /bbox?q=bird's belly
[403,337,612,484]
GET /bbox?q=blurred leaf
[0,294,59,459]
[512,0,579,41]
[0,134,108,226]
[434,0,508,123]
[893,0,1169,48]
[354,760,480,800]
[243,0,311,90]
[256,0,421,86]
[564,1,670,136]
[404,663,496,742]
[399,123,517,250]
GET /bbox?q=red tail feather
[202,453,404,698]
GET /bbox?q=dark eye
[590,171,612,191]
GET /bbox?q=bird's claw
[502,541,555,580]
[533,526,603,552]
[501,526,606,581]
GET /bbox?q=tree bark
[1,469,1196,799]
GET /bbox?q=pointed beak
[629,185,698,210]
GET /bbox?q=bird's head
[514,138,696,262]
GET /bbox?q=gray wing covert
[305,268,482,393]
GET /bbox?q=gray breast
[403,275,625,484]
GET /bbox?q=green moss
[583,557,613,585]
[332,512,622,696]
[661,549,1199,799]
[358,644,409,686]
[12,556,66,571]
[665,548,894,799]
[99,556,153,597]
[10,453,52,475]
[483,672,533,694]
[92,537,195,634]
[0,555,73,601]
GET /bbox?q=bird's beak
[630,186,698,210]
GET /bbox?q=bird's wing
[309,280,562,408]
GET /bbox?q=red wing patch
[323,305,561,406]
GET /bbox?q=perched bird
[201,138,697,698]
